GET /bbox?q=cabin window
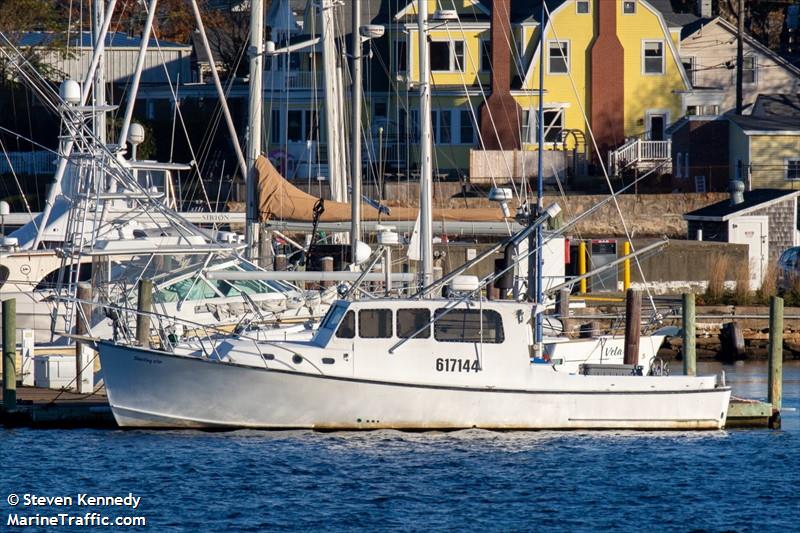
[643,41,664,75]
[321,304,348,331]
[786,159,800,181]
[433,309,505,344]
[547,40,569,74]
[359,309,393,338]
[480,40,491,72]
[576,1,590,14]
[336,310,356,339]
[623,1,636,14]
[397,309,431,339]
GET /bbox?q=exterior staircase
[608,138,671,176]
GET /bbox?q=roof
[728,113,800,134]
[684,189,800,221]
[13,31,189,49]
[646,0,699,28]
[752,94,800,119]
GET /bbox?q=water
[2,362,799,532]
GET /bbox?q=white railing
[263,70,319,90]
[0,150,55,175]
[608,139,671,175]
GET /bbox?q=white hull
[99,342,730,430]
[545,333,669,374]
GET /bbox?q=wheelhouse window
[433,309,505,344]
[430,40,465,72]
[786,159,800,181]
[547,41,569,74]
[397,308,431,339]
[336,310,356,339]
[359,309,393,338]
[643,41,664,75]
[576,0,590,14]
[321,304,348,331]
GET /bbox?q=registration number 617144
[435,358,481,372]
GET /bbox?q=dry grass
[734,259,751,305]
[705,253,730,303]
[757,261,778,303]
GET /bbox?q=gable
[394,0,490,21]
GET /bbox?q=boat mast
[93,0,106,145]
[246,0,265,259]
[321,0,347,204]
[417,0,434,288]
[534,1,546,355]
[350,0,362,258]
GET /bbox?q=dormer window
[623,1,637,14]
[576,0,590,14]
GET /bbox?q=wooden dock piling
[136,279,153,348]
[556,289,570,334]
[623,289,641,365]
[320,256,334,289]
[2,298,16,411]
[75,283,94,394]
[275,254,288,271]
[768,296,783,429]
[682,292,696,376]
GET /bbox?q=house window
[786,159,800,181]
[374,102,387,117]
[576,0,590,14]
[430,40,465,71]
[547,40,569,74]
[287,110,303,142]
[431,110,452,144]
[395,39,407,72]
[694,176,706,192]
[682,56,695,85]
[743,56,757,84]
[623,1,637,14]
[480,40,491,72]
[459,110,475,144]
[643,41,664,75]
[537,109,565,144]
[676,152,683,178]
[270,109,280,144]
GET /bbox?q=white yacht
[98,296,729,430]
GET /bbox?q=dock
[0,386,115,428]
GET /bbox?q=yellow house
[729,110,800,190]
[390,0,697,180]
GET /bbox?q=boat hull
[100,343,730,430]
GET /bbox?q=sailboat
[96,0,730,430]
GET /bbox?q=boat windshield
[319,302,349,331]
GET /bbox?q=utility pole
[736,0,745,115]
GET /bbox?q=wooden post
[2,298,16,411]
[259,226,274,270]
[75,282,94,393]
[622,241,631,291]
[768,295,783,429]
[320,256,334,289]
[136,279,153,348]
[275,253,288,272]
[578,241,587,294]
[556,288,570,335]
[682,292,696,376]
[623,289,641,365]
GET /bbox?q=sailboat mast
[350,0,362,257]
[534,1,546,353]
[246,0,265,258]
[93,0,106,145]
[417,0,434,287]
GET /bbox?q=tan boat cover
[256,155,505,223]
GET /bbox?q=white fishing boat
[98,296,729,429]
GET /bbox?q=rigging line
[543,2,657,314]
[444,9,519,201]
[0,137,38,229]
[0,127,60,155]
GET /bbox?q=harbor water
[2,361,798,532]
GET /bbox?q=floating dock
[0,386,115,428]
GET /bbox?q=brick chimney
[479,0,522,150]
[590,0,625,160]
